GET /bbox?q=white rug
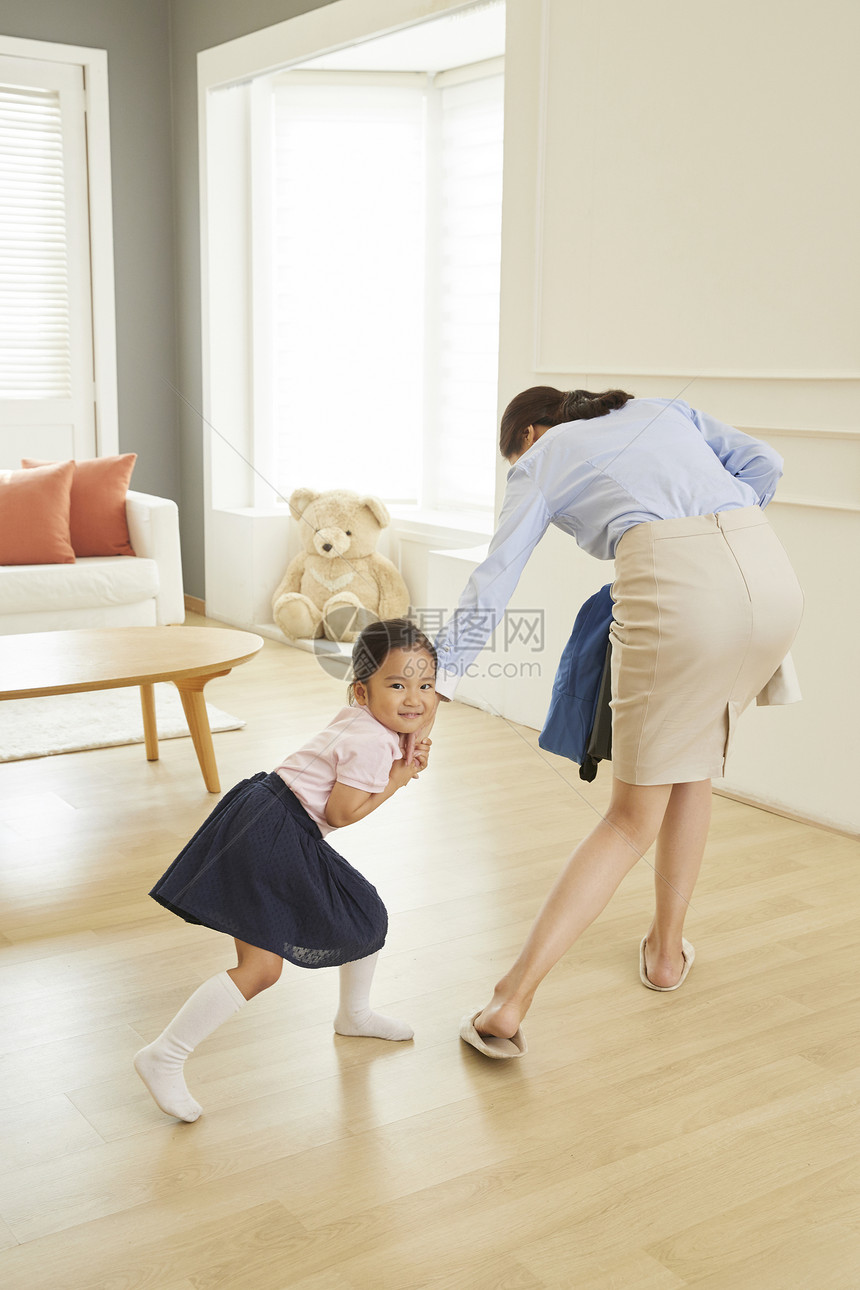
[0,683,245,762]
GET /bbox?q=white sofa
[0,490,185,634]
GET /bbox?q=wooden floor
[1,618,858,1289]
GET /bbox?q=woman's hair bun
[560,388,631,421]
[498,385,634,458]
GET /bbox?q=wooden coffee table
[0,626,264,793]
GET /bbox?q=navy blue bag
[538,584,613,780]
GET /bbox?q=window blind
[272,82,426,501]
[433,73,504,511]
[0,84,71,399]
[269,71,503,512]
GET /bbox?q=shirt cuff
[434,668,459,701]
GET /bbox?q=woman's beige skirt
[609,507,803,785]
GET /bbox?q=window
[0,43,116,466]
[204,37,504,519]
[271,79,427,502]
[267,69,504,513]
[432,72,504,510]
[0,79,72,399]
[198,0,506,633]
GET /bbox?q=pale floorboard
[0,616,858,1288]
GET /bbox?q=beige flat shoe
[459,1011,527,1059]
[639,936,695,991]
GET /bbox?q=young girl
[134,617,436,1122]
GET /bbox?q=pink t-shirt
[275,705,403,835]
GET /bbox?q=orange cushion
[0,461,76,565]
[22,454,137,557]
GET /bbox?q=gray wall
[0,0,178,502]
[168,0,336,597]
[1,0,334,597]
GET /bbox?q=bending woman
[434,387,803,1057]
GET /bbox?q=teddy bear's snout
[314,527,351,559]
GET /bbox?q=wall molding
[764,426,860,441]
[772,496,860,514]
[199,0,483,88]
[530,0,551,374]
[527,1,860,381]
[532,366,860,380]
[713,788,859,841]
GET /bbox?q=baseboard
[184,595,205,616]
[713,787,859,840]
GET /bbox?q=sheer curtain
[272,82,426,501]
[432,73,504,511]
[270,70,503,512]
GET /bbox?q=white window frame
[229,64,504,516]
[424,59,504,514]
[267,67,430,510]
[199,0,498,525]
[0,34,118,456]
[199,1,501,630]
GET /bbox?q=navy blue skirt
[149,771,388,968]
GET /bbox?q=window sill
[388,505,493,546]
[212,501,494,548]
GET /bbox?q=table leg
[140,684,159,761]
[174,671,230,793]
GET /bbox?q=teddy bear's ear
[288,487,319,521]
[360,495,391,529]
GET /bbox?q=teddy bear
[272,487,411,642]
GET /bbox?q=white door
[0,53,95,468]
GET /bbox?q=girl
[135,617,436,1120]
[433,387,803,1057]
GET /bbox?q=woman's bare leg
[475,779,673,1039]
[228,938,284,999]
[642,779,712,987]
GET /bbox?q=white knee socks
[333,952,413,1041]
[135,957,410,1122]
[133,970,246,1122]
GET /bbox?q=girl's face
[353,646,436,734]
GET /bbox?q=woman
[434,387,803,1058]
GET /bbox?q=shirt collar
[506,421,567,480]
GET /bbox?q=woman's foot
[639,935,695,990]
[474,986,530,1041]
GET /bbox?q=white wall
[480,0,859,833]
[194,0,859,834]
